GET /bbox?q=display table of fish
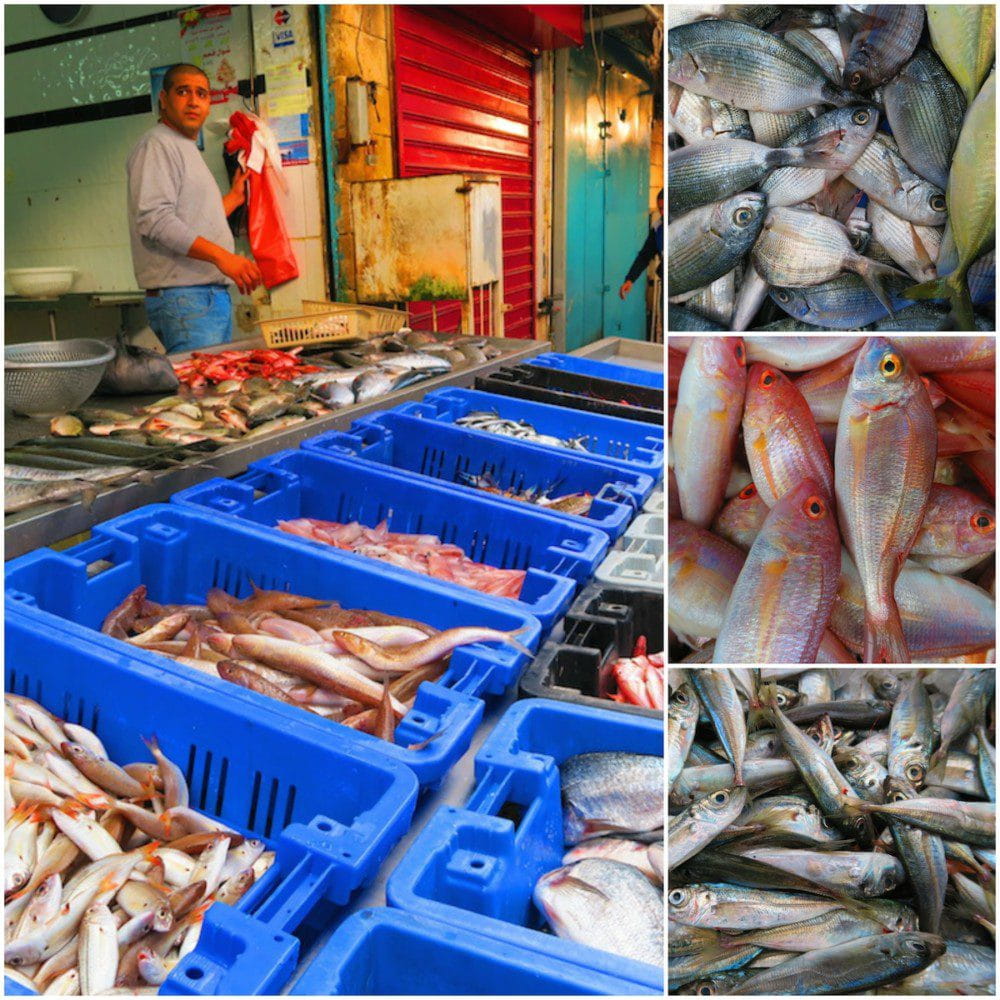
[668,335,995,664]
[668,5,996,329]
[668,667,996,995]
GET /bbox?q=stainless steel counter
[5,337,547,558]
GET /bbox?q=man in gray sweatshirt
[127,63,262,353]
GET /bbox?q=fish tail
[947,270,977,331]
[862,602,910,664]
[774,128,845,169]
[901,275,948,301]
[853,256,910,316]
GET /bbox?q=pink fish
[910,484,995,575]
[672,337,747,526]
[668,521,746,642]
[714,478,840,663]
[743,363,834,508]
[712,482,770,551]
[933,370,995,418]
[887,336,995,373]
[835,338,936,663]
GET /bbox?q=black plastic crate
[519,581,663,718]
[475,365,664,424]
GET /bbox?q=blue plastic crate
[528,352,665,391]
[4,612,418,996]
[396,387,664,480]
[4,505,542,788]
[290,908,657,995]
[172,448,609,631]
[386,699,664,990]
[301,415,654,542]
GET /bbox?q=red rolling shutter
[393,6,536,338]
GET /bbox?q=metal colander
[5,338,116,416]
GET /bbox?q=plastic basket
[386,699,664,991]
[476,365,664,425]
[4,611,418,996]
[300,300,407,335]
[4,505,542,789]
[301,416,653,542]
[595,513,664,592]
[528,352,665,391]
[289,907,657,995]
[397,387,665,480]
[172,448,609,631]
[519,582,663,718]
[642,488,663,515]
[257,310,360,349]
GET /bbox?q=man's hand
[223,166,250,216]
[217,251,263,295]
[619,280,633,300]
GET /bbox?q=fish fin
[556,875,611,902]
[862,604,910,664]
[852,256,910,317]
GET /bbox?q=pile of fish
[276,517,527,599]
[172,346,322,386]
[668,667,995,995]
[669,5,995,330]
[455,411,590,452]
[533,751,664,967]
[4,694,273,993]
[668,336,995,663]
[602,638,666,710]
[300,329,502,410]
[460,472,598,516]
[99,583,531,741]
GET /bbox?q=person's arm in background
[222,165,249,217]
[619,228,658,299]
[129,140,260,294]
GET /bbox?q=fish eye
[712,790,730,805]
[733,207,754,227]
[879,352,902,378]
[698,987,716,996]
[891,790,908,802]
[971,512,995,533]
[776,290,791,303]
[675,689,690,704]
[803,495,826,520]
[852,109,870,125]
[849,71,864,88]
[907,939,928,955]
[734,341,745,364]
[776,693,788,707]
[883,875,897,891]
[738,483,757,500]
[668,888,687,906]
[930,194,946,212]
[906,764,924,783]
[759,368,777,388]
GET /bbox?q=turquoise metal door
[561,46,651,350]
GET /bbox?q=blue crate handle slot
[165,903,299,996]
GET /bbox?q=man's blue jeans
[145,284,233,354]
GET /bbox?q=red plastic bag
[225,111,299,289]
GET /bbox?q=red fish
[835,338,936,663]
[743,363,834,508]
